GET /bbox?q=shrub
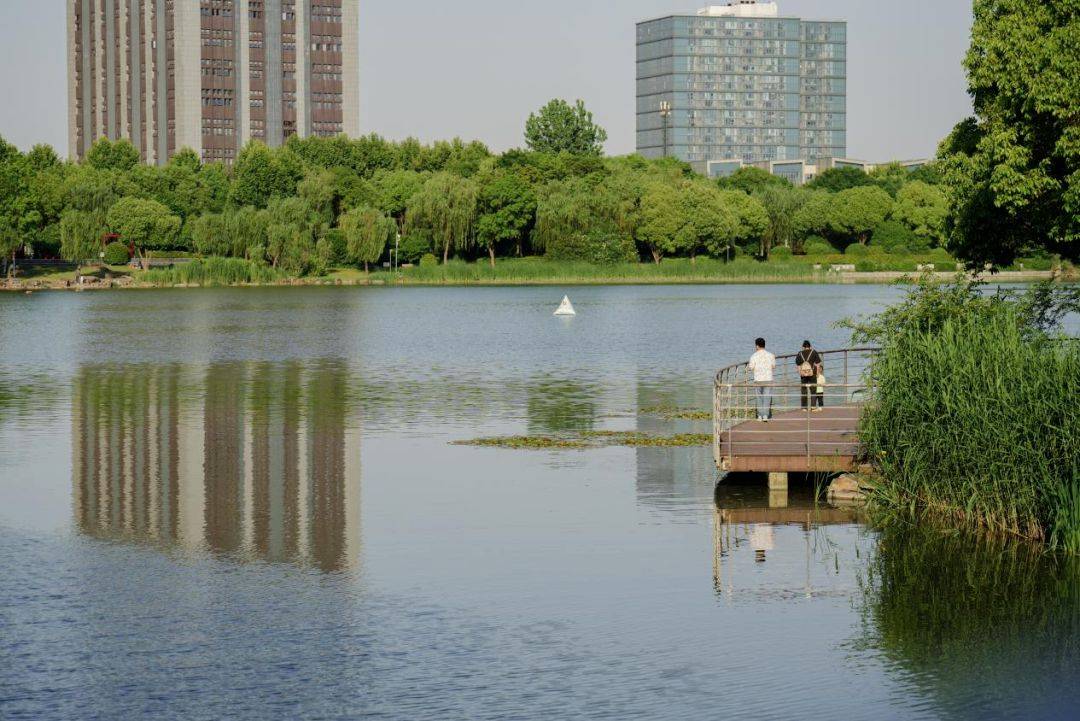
[103,241,129,266]
[927,247,954,263]
[871,220,919,253]
[419,253,439,268]
[769,246,793,260]
[887,245,910,256]
[803,239,834,256]
[545,228,637,265]
[845,243,871,257]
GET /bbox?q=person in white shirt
[747,338,777,422]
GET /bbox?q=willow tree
[340,206,395,271]
[405,172,478,263]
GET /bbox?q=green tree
[0,219,20,275]
[755,185,811,256]
[533,179,633,262]
[829,186,894,245]
[190,212,231,257]
[792,191,836,247]
[677,183,736,262]
[524,99,608,155]
[105,197,181,252]
[59,209,106,262]
[807,166,874,192]
[716,166,790,194]
[228,206,271,261]
[893,181,947,246]
[372,169,425,232]
[230,141,298,208]
[475,170,536,265]
[405,172,478,263]
[339,207,394,271]
[716,190,769,256]
[86,138,141,172]
[938,0,1080,266]
[636,182,682,263]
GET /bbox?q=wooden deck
[717,405,862,473]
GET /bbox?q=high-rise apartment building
[67,1,360,165]
[636,1,846,170]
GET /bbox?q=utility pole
[659,100,672,158]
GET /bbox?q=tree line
[0,129,953,275]
[2,0,1078,279]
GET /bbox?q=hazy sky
[0,0,973,160]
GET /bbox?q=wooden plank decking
[717,405,862,473]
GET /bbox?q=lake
[1,285,1077,720]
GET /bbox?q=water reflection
[71,361,362,573]
[712,483,863,601]
[858,528,1080,718]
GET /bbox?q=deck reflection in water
[71,361,362,573]
[712,482,862,600]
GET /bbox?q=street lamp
[659,100,672,158]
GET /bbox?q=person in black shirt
[796,341,824,411]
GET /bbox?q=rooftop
[698,2,779,18]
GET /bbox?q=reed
[369,257,825,284]
[861,310,1080,552]
[140,258,281,287]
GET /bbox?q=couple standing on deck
[747,339,825,422]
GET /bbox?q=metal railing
[713,347,880,468]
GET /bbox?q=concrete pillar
[767,472,788,491]
[769,488,789,509]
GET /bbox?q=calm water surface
[1,285,1077,720]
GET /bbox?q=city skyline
[1,0,972,161]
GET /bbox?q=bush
[545,228,637,265]
[845,243,871,257]
[887,245,910,256]
[803,238,834,256]
[871,221,919,254]
[927,247,954,263]
[419,253,439,268]
[103,241,129,266]
[769,246,793,260]
[399,233,432,264]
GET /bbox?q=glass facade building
[636,2,846,166]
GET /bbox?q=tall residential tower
[67,0,360,165]
[636,1,846,173]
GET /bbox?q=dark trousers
[801,377,824,409]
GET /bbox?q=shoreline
[1,269,1068,292]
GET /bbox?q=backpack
[799,351,816,378]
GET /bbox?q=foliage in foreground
[848,277,1080,551]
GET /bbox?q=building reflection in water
[71,361,362,574]
[712,483,859,599]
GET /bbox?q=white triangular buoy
[554,295,576,316]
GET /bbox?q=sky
[0,0,973,161]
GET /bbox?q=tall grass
[140,258,281,287]
[861,311,1080,552]
[368,257,827,284]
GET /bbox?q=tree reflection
[858,528,1080,717]
[71,361,362,574]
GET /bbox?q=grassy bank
[4,254,1071,291]
[854,280,1080,552]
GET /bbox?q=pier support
[767,472,788,508]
